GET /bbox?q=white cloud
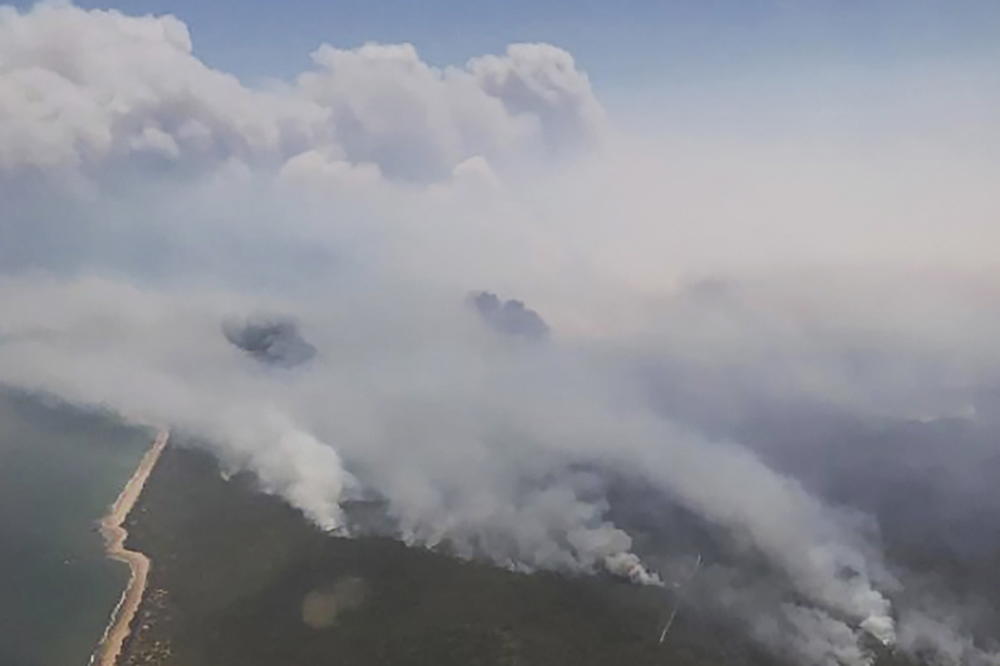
[0,3,604,185]
[468,43,605,153]
[278,149,383,191]
[0,2,327,175]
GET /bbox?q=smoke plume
[2,3,1000,664]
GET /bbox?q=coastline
[89,429,169,666]
[82,445,723,666]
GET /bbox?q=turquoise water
[0,391,151,666]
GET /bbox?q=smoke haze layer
[2,3,1000,664]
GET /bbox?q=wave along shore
[89,429,169,666]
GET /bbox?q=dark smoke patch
[471,291,549,340]
[222,316,317,367]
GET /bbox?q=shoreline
[88,429,169,666]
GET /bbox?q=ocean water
[0,390,151,666]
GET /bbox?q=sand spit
[89,429,169,666]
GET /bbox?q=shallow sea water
[0,391,150,666]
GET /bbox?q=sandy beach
[89,429,169,666]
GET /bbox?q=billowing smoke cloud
[0,1,600,187]
[2,3,1000,665]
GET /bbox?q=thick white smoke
[3,3,1000,664]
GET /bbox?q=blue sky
[14,0,1000,96]
[6,0,999,143]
